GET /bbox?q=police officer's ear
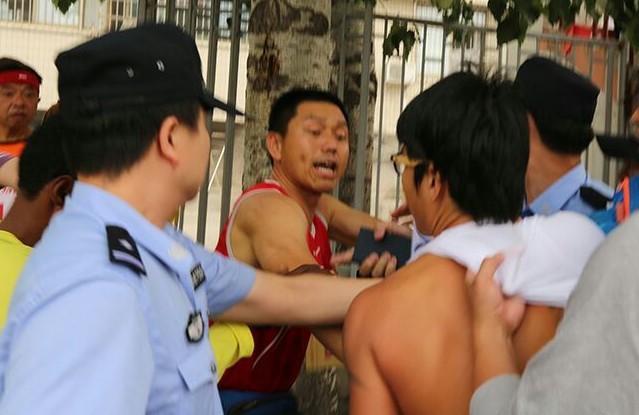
[266,131,283,163]
[50,175,74,210]
[157,115,181,166]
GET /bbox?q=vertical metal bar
[187,0,198,35]
[219,0,242,226]
[588,43,594,166]
[516,41,521,68]
[354,1,373,212]
[137,0,156,37]
[166,0,175,23]
[460,29,466,69]
[535,37,540,54]
[479,29,486,74]
[420,22,427,91]
[497,43,503,74]
[439,25,446,79]
[603,45,615,183]
[332,1,348,203]
[195,0,221,243]
[374,17,389,218]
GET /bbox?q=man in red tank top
[214,89,398,414]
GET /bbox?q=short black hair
[0,57,42,83]
[396,71,529,223]
[529,107,595,154]
[19,114,72,199]
[59,101,200,177]
[268,88,349,136]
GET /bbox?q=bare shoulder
[346,255,468,342]
[234,191,307,235]
[346,255,474,414]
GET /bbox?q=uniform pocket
[178,345,217,391]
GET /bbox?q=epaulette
[579,186,612,211]
[106,225,146,276]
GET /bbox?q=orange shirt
[0,140,27,157]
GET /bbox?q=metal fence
[133,0,628,242]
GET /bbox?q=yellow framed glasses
[390,151,427,175]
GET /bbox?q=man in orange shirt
[0,57,41,156]
[0,58,42,219]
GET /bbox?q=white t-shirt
[410,212,605,307]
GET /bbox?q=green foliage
[51,0,76,13]
[440,0,476,48]
[383,19,419,61]
[482,0,639,48]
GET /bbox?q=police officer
[515,56,613,217]
[0,24,378,415]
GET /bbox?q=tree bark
[243,0,333,189]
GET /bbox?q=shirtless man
[344,72,604,415]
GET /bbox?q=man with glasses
[344,72,604,415]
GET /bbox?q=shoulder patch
[106,225,146,276]
[580,186,612,211]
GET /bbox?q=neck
[0,195,47,247]
[526,146,581,204]
[0,125,30,143]
[429,209,472,237]
[270,170,322,224]
[79,165,182,229]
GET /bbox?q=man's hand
[469,254,525,334]
[330,221,409,278]
[390,202,412,227]
[330,248,397,278]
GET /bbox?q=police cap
[596,133,639,161]
[515,56,599,124]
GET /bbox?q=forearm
[474,321,519,389]
[310,326,344,361]
[219,272,379,326]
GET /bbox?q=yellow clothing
[0,230,32,328]
[209,321,254,380]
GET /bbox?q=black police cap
[55,23,242,116]
[596,133,639,161]
[515,56,599,124]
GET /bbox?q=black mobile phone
[352,227,412,268]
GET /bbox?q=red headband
[0,70,41,91]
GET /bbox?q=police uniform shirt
[0,182,256,415]
[525,163,613,216]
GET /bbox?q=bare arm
[513,305,563,371]
[318,193,380,245]
[226,192,356,358]
[218,269,378,326]
[0,155,18,189]
[470,255,525,389]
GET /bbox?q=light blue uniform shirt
[526,163,613,216]
[0,182,256,415]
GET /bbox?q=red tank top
[215,180,332,392]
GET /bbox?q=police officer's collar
[526,164,588,215]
